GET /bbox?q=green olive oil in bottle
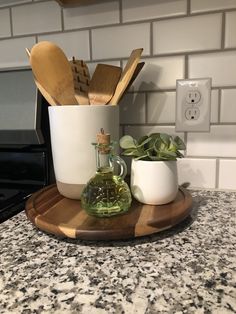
[81,129,131,217]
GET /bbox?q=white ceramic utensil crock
[131,159,178,205]
[48,105,119,199]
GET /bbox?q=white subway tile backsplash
[92,23,150,60]
[125,125,184,141]
[147,91,176,123]
[120,93,146,124]
[12,2,61,36]
[122,0,186,22]
[219,159,236,190]
[189,51,236,87]
[178,158,216,188]
[220,89,236,123]
[187,125,236,157]
[39,30,90,61]
[225,11,236,48]
[0,9,11,38]
[153,14,221,54]
[211,90,219,123]
[131,56,185,91]
[63,2,119,30]
[0,37,36,68]
[191,0,236,13]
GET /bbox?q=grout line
[119,0,122,24]
[185,55,188,79]
[221,12,226,49]
[88,29,92,61]
[218,88,222,123]
[215,158,220,188]
[9,8,13,37]
[150,22,153,56]
[61,7,65,32]
[187,0,191,15]
[145,92,148,124]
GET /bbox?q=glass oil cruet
[81,129,132,217]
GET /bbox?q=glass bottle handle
[111,155,127,179]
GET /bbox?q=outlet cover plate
[175,78,211,132]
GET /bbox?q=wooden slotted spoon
[30,41,78,106]
[88,64,122,105]
[26,48,58,106]
[109,48,143,105]
[70,57,90,105]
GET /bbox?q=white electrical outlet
[175,78,211,132]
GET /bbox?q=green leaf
[120,135,137,149]
[137,136,152,148]
[174,136,186,150]
[160,133,170,146]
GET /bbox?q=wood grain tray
[25,185,192,241]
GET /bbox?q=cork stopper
[96,128,110,153]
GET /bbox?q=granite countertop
[0,189,235,314]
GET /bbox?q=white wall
[0,0,236,190]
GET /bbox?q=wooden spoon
[109,48,143,105]
[88,64,122,105]
[30,41,78,105]
[25,48,58,106]
[118,62,145,103]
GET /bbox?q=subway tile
[63,1,119,30]
[220,89,236,122]
[39,30,90,61]
[189,51,236,87]
[178,158,216,188]
[225,11,236,48]
[147,91,176,123]
[0,0,31,7]
[153,14,221,54]
[92,23,150,60]
[191,0,236,13]
[210,90,219,123]
[125,125,184,141]
[131,56,185,91]
[12,2,61,36]
[187,125,236,157]
[219,159,236,190]
[122,0,187,22]
[0,37,36,69]
[120,93,146,124]
[0,9,11,38]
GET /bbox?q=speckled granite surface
[0,189,235,314]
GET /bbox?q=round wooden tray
[25,184,192,241]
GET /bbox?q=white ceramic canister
[48,105,119,199]
[131,159,178,205]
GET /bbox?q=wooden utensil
[109,48,143,105]
[70,57,90,105]
[88,64,122,105]
[30,41,78,106]
[25,48,58,106]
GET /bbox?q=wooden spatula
[109,48,143,105]
[30,41,78,106]
[70,57,90,105]
[88,64,122,105]
[26,48,58,106]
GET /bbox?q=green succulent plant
[119,133,186,161]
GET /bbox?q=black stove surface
[0,185,40,223]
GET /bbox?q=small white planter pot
[131,159,178,205]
